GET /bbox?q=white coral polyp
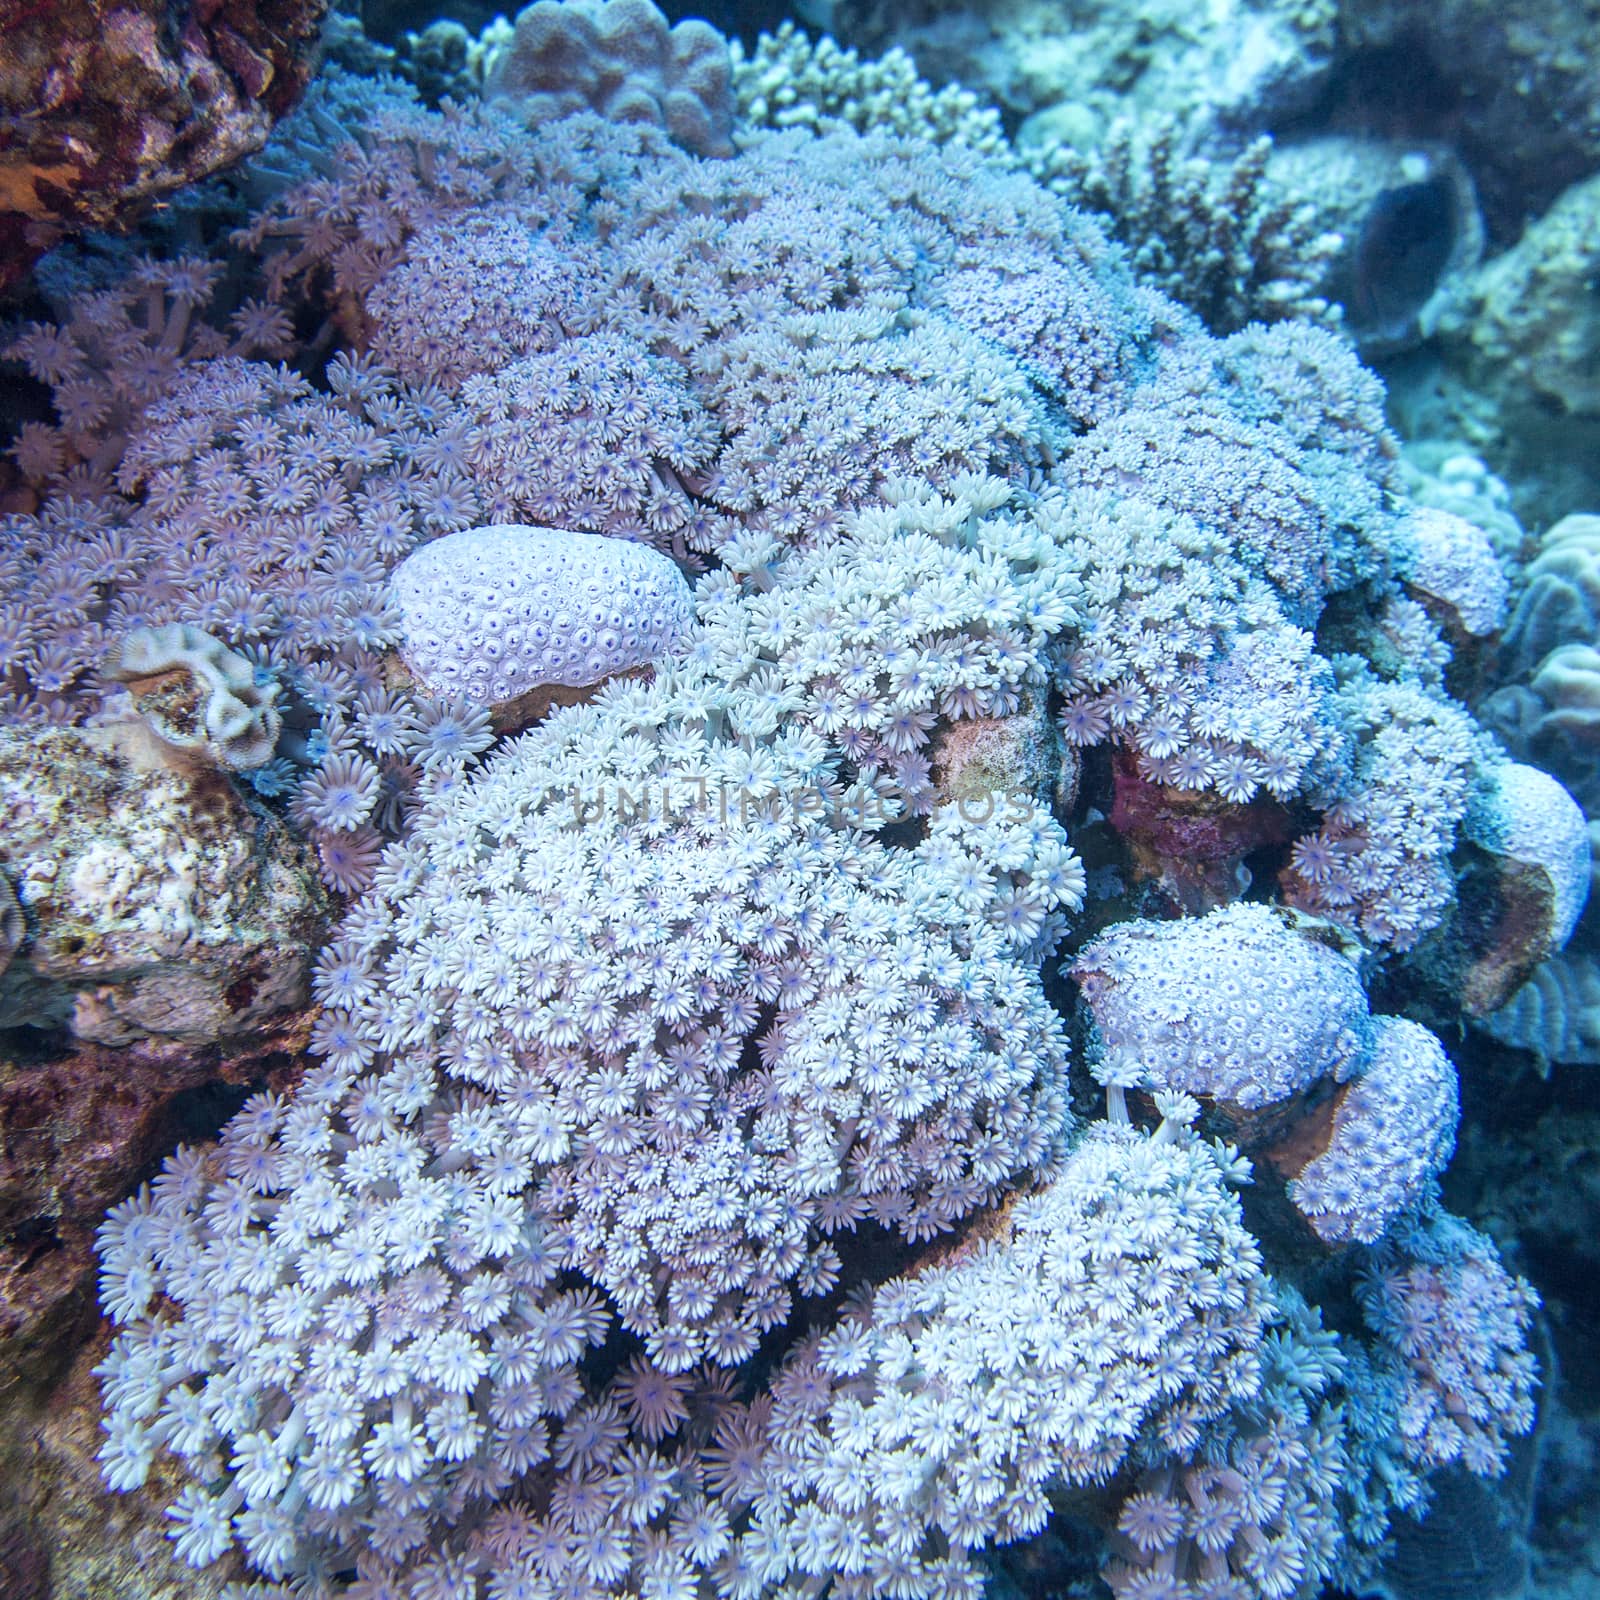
[392,523,694,702]
[1289,1017,1459,1245]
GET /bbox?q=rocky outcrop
[0,0,328,291]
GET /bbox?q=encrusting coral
[109,622,284,770]
[0,8,1568,1597]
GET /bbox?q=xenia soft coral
[1358,1203,1539,1479]
[1048,487,1347,808]
[741,1111,1270,1596]
[94,483,1088,1591]
[1283,670,1484,948]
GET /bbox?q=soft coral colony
[0,13,1568,1600]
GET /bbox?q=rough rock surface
[927,690,1072,816]
[0,725,326,1046]
[1426,171,1600,423]
[0,0,329,292]
[1410,763,1592,1018]
[1108,747,1292,912]
[0,1019,310,1386]
[826,0,1336,133]
[1338,0,1600,238]
[0,1319,240,1599]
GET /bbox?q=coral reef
[1483,515,1600,813]
[821,0,1333,132]
[1075,905,1462,1246]
[483,0,734,158]
[1500,514,1600,685]
[1357,1204,1540,1476]
[1426,172,1600,422]
[0,13,1577,1600]
[1104,1292,1371,1600]
[92,481,1090,1593]
[1407,763,1594,1020]
[1464,764,1592,952]
[732,23,1004,153]
[0,1322,241,1600]
[1281,673,1483,949]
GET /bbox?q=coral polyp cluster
[0,10,1576,1599]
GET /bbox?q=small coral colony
[0,2,1587,1599]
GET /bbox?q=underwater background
[1,0,1598,1597]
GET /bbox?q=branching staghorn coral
[1027,117,1345,336]
[732,22,1005,154]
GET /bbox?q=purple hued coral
[391,523,693,702]
[1073,903,1371,1113]
[0,13,1561,1599]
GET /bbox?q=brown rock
[1108,748,1292,913]
[0,0,329,292]
[0,1019,311,1385]
[0,723,328,1046]
[927,689,1072,816]
[0,1319,241,1598]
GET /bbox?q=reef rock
[1338,0,1600,237]
[827,0,1335,133]
[0,0,329,291]
[0,1318,239,1600]
[1411,762,1592,1017]
[0,1018,310,1386]
[1427,172,1600,423]
[0,725,325,1046]
[927,688,1072,817]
